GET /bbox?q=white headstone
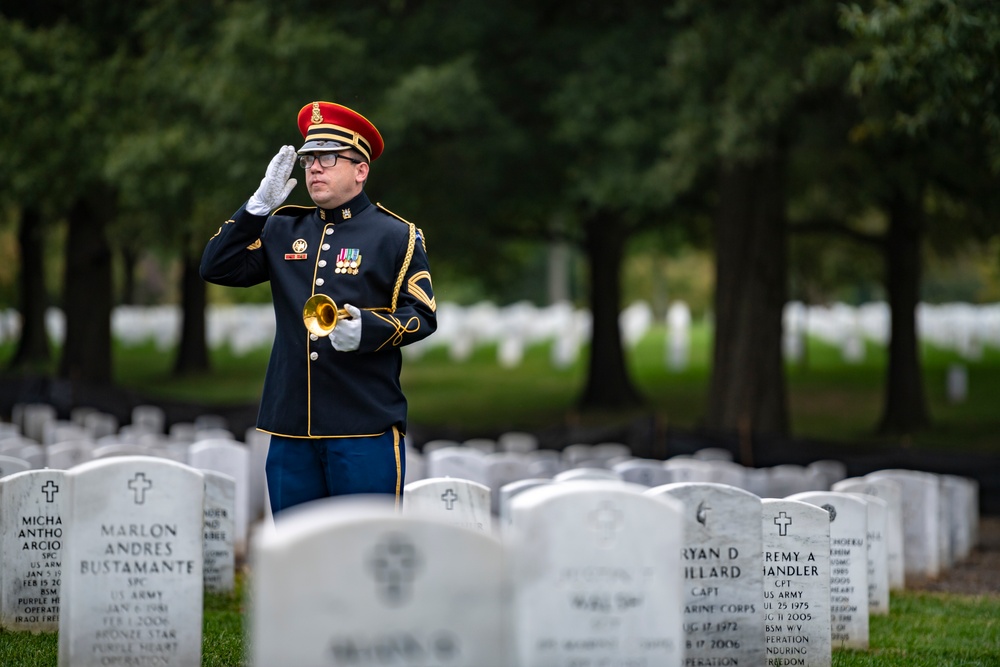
[941,474,978,562]
[131,405,166,434]
[645,482,766,666]
[553,467,623,483]
[788,491,869,649]
[482,453,531,514]
[46,441,95,470]
[560,443,594,467]
[508,481,685,666]
[189,439,250,557]
[13,443,45,470]
[244,428,270,523]
[57,457,204,666]
[692,447,733,462]
[591,442,632,465]
[497,431,539,454]
[252,497,510,666]
[83,412,119,440]
[865,469,941,579]
[425,447,489,486]
[497,479,552,526]
[404,443,425,483]
[761,499,832,667]
[462,438,496,455]
[0,454,31,479]
[525,450,563,478]
[0,469,68,631]
[202,470,236,593]
[807,460,848,490]
[91,444,155,460]
[612,459,674,488]
[832,477,905,590]
[852,494,890,615]
[20,403,56,443]
[420,439,460,456]
[767,465,825,497]
[404,477,492,534]
[663,458,715,484]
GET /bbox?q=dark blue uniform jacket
[200,191,437,438]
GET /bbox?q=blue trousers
[265,427,405,515]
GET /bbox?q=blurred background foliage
[0,0,998,439]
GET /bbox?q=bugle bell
[302,293,349,337]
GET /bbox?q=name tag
[284,253,308,260]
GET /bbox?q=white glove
[330,304,362,352]
[247,146,298,215]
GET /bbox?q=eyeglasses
[299,152,362,169]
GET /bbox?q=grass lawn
[2,583,997,666]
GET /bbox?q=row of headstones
[0,457,239,632]
[257,468,979,666]
[0,457,888,667]
[6,299,998,367]
[0,452,980,666]
[1,402,271,556]
[4,402,980,583]
[413,441,980,580]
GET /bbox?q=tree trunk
[119,244,138,306]
[877,185,930,434]
[173,239,210,375]
[58,193,114,385]
[7,206,52,371]
[578,211,642,408]
[706,154,789,436]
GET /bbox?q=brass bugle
[302,293,349,337]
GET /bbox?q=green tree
[840,0,1000,434]
[660,1,859,437]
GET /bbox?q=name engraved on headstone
[1,470,67,632]
[510,482,685,667]
[202,471,236,593]
[646,483,766,667]
[58,457,204,667]
[761,499,832,667]
[788,492,869,650]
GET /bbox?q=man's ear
[356,161,370,184]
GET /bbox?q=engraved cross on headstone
[41,480,60,503]
[774,511,793,536]
[440,488,458,510]
[128,472,153,504]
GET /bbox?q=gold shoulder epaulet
[376,202,414,226]
[376,202,427,252]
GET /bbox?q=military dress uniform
[200,102,437,514]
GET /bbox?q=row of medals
[335,259,360,275]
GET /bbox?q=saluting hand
[247,146,298,215]
[330,304,362,352]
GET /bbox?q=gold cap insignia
[311,102,323,125]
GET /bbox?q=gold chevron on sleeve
[247,239,262,250]
[407,270,436,312]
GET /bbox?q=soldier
[201,101,437,515]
